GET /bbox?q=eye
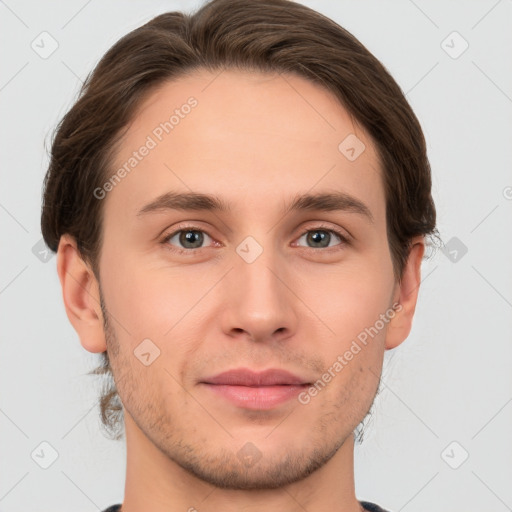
[161,226,215,254]
[295,226,349,250]
[160,223,350,256]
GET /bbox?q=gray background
[1,0,511,511]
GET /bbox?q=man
[41,0,437,510]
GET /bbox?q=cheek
[100,249,188,341]
[304,257,394,339]
[297,253,394,391]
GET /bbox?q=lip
[201,368,309,386]
[200,368,311,410]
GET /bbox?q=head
[41,0,437,490]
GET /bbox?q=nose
[219,243,299,345]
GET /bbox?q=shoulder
[103,502,388,512]
[103,501,388,512]
[359,500,392,512]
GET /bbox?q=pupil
[182,230,202,248]
[178,230,331,250]
[309,230,328,248]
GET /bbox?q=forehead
[104,68,384,223]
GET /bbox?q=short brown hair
[41,0,438,439]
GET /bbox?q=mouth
[199,368,311,410]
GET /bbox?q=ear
[56,234,107,353]
[385,236,425,350]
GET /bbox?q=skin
[57,69,424,512]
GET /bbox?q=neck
[119,413,363,512]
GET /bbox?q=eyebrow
[136,190,374,223]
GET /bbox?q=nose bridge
[239,247,280,302]
[236,234,285,307]
[222,234,297,341]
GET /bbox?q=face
[97,69,398,489]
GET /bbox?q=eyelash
[160,223,350,256]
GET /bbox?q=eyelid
[297,221,351,241]
[160,221,351,253]
[294,222,351,250]
[160,222,219,254]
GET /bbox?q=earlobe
[57,234,107,353]
[385,236,426,350]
